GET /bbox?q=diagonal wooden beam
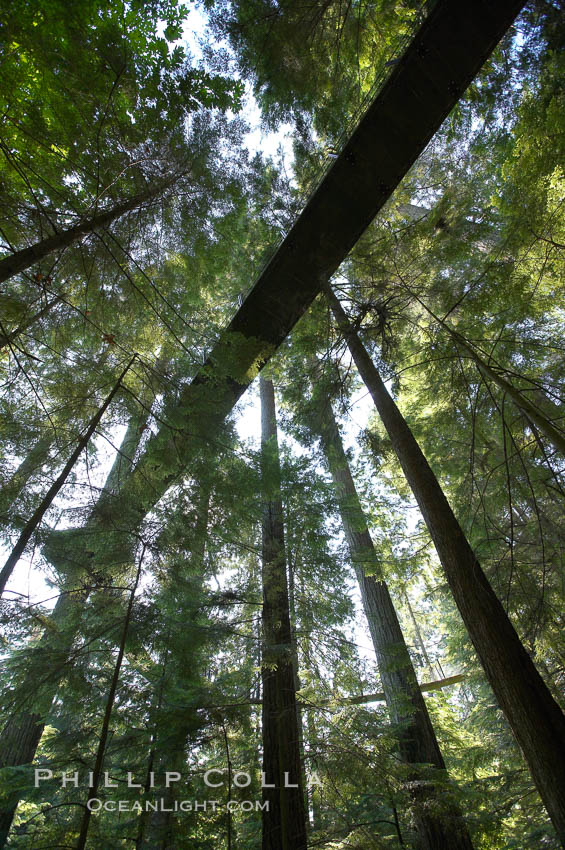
[46,0,526,546]
[142,0,526,506]
[202,0,526,391]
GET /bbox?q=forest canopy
[0,0,564,848]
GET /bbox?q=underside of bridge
[194,0,526,413]
[96,0,526,535]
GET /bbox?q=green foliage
[0,3,564,849]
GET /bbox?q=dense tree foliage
[0,0,564,848]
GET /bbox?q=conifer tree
[305,365,474,849]
[1,1,563,847]
[0,393,156,846]
[326,284,565,843]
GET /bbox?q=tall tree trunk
[326,285,565,845]
[76,546,145,850]
[0,175,179,285]
[287,536,308,810]
[260,376,308,850]
[0,355,136,596]
[309,380,474,849]
[0,403,152,848]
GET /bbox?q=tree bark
[309,381,474,849]
[260,377,308,850]
[287,537,306,795]
[0,176,179,285]
[326,285,565,845]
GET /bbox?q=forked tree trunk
[309,382,474,849]
[0,175,179,285]
[260,377,308,850]
[326,285,565,845]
